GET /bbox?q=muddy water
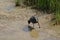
[0,0,60,40]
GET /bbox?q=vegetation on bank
[15,0,21,6]
[16,0,60,25]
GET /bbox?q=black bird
[28,16,40,28]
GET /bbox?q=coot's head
[28,20,30,24]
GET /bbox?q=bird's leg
[38,22,40,28]
[33,23,34,28]
[37,17,40,28]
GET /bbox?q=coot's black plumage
[28,16,38,24]
[28,16,40,28]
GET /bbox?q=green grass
[16,0,60,24]
[15,0,20,6]
[24,0,60,24]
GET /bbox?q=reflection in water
[23,25,34,32]
[28,25,34,31]
[30,29,39,38]
[23,25,39,38]
[23,25,29,32]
